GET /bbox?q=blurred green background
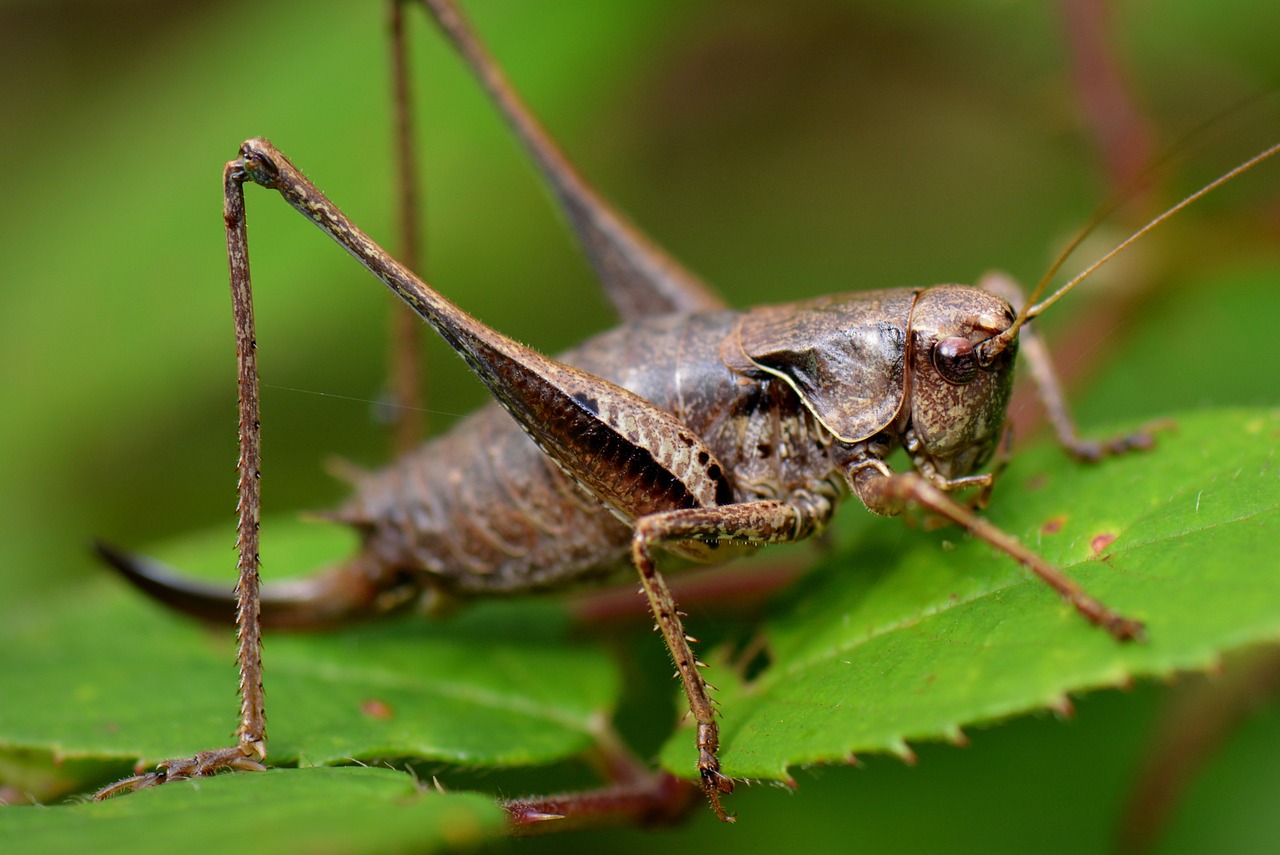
[2,0,1279,851]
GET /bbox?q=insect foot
[698,723,735,823]
[1060,417,1174,463]
[93,745,266,800]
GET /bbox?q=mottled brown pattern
[737,290,916,443]
[905,287,1017,478]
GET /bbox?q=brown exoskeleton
[93,0,1279,825]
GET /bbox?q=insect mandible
[91,0,1280,824]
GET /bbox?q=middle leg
[629,491,836,822]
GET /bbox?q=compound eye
[933,336,978,385]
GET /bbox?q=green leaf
[659,408,1280,779]
[0,522,620,793]
[0,767,505,855]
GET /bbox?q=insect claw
[92,773,158,800]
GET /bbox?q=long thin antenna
[979,140,1280,363]
[1026,141,1280,318]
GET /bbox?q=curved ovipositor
[94,541,420,630]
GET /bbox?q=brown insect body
[336,286,1015,603]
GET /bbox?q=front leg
[847,458,1144,642]
[630,492,836,822]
